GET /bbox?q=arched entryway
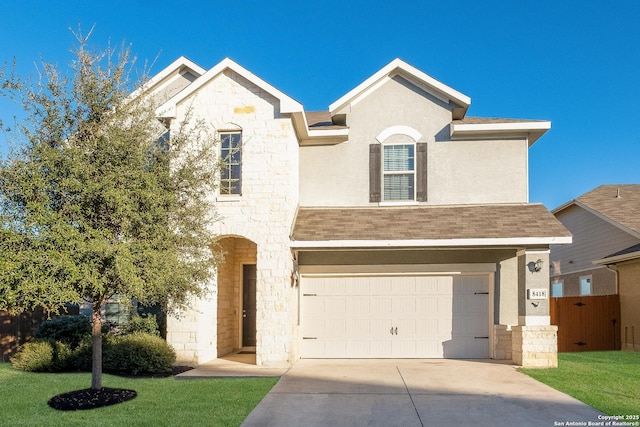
[216,236,257,357]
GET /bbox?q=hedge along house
[150,57,571,368]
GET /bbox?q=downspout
[605,264,620,350]
[605,264,619,295]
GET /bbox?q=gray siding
[551,205,640,275]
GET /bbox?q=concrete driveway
[241,359,603,427]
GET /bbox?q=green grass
[0,363,278,427]
[519,351,640,415]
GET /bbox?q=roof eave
[291,236,573,249]
[594,250,640,265]
[291,111,349,145]
[450,121,551,146]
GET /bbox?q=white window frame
[219,131,242,196]
[381,142,416,202]
[551,280,564,297]
[579,275,592,296]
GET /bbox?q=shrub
[10,340,71,372]
[35,315,91,349]
[103,333,176,376]
[120,314,160,336]
[67,335,94,371]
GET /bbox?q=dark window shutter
[369,144,381,202]
[416,143,427,202]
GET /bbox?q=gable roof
[328,58,471,119]
[156,57,304,119]
[129,56,206,102]
[554,184,640,238]
[291,204,571,248]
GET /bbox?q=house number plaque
[527,288,548,300]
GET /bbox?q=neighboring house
[595,242,640,352]
[550,185,640,297]
[146,57,571,368]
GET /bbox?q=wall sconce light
[527,259,544,273]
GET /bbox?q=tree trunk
[91,300,103,390]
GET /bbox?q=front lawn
[519,351,640,415]
[0,363,277,427]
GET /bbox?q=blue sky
[1,0,638,209]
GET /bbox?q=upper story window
[370,126,426,203]
[219,132,242,195]
[383,144,415,201]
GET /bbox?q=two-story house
[148,57,571,368]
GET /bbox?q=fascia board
[130,56,205,101]
[291,111,349,145]
[594,250,640,265]
[329,58,471,114]
[451,121,551,134]
[551,199,576,214]
[156,57,303,118]
[450,121,551,146]
[290,236,573,249]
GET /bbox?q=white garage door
[301,275,489,358]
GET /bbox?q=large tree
[0,31,219,390]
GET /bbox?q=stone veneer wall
[217,238,257,357]
[166,282,217,365]
[511,325,558,368]
[493,325,512,360]
[167,68,300,366]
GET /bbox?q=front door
[242,264,257,347]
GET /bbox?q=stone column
[512,249,558,368]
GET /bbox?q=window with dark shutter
[416,143,427,202]
[369,144,381,202]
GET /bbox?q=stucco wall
[299,75,528,206]
[618,259,640,351]
[550,267,616,297]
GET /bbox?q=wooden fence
[550,294,621,352]
[0,306,78,363]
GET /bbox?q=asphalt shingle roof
[574,184,640,234]
[292,204,570,242]
[304,111,347,130]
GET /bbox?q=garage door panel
[301,275,489,359]
[393,297,417,315]
[346,297,370,316]
[370,297,392,314]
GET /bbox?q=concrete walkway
[238,359,603,427]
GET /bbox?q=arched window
[370,126,426,203]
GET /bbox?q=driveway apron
[241,359,603,427]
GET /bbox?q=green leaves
[0,34,218,316]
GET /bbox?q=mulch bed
[48,388,137,411]
[47,366,194,411]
